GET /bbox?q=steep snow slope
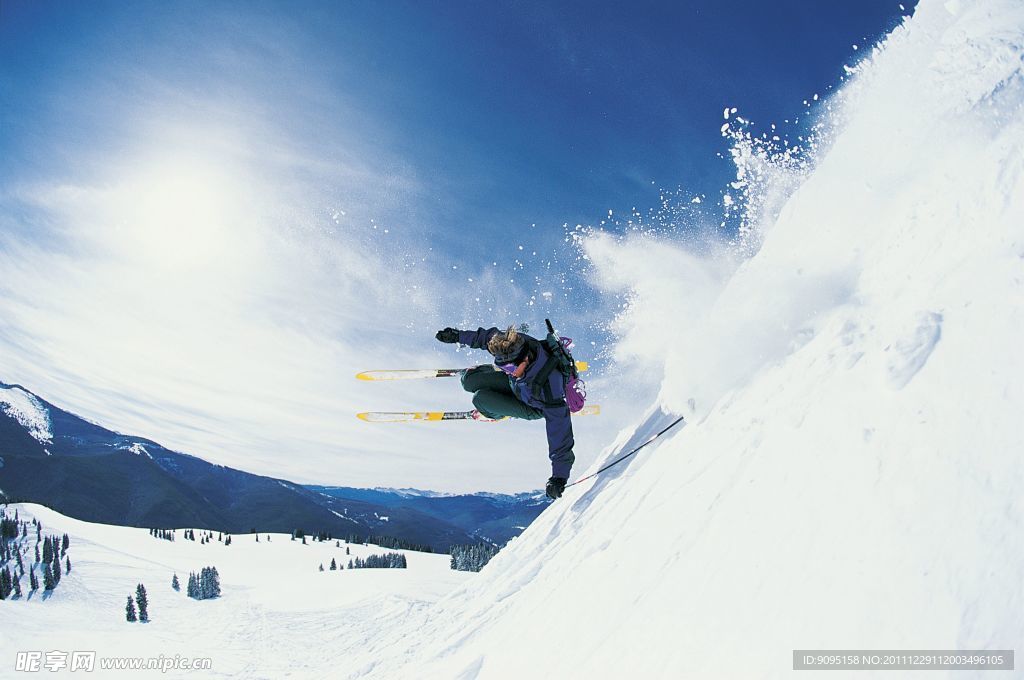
[351,1,1024,678]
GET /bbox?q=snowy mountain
[0,381,486,550]
[312,2,1020,677]
[308,486,548,546]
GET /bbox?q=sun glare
[119,161,242,270]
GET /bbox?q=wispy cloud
[0,6,648,493]
[0,30,538,492]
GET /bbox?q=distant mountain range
[307,486,548,547]
[0,380,548,551]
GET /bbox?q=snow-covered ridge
[373,487,454,498]
[0,383,53,444]
[120,442,152,458]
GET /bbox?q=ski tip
[575,360,588,372]
[355,372,375,381]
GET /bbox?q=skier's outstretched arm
[447,327,500,350]
[543,403,575,481]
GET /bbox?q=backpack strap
[527,335,568,407]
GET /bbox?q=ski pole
[567,414,686,488]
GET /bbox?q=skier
[435,325,574,499]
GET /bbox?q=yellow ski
[357,404,601,422]
[356,361,588,381]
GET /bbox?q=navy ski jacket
[457,327,575,479]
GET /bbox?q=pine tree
[135,583,149,622]
[42,537,52,564]
[53,555,61,584]
[126,596,137,622]
[187,573,198,598]
[330,558,337,571]
[65,556,71,574]
[449,542,500,573]
[62,533,69,555]
[12,573,22,597]
[0,566,11,599]
[319,563,324,572]
[192,566,221,599]
[172,573,180,591]
[34,544,40,563]
[29,568,38,591]
[43,564,54,590]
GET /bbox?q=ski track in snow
[885,311,943,389]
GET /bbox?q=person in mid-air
[435,325,574,499]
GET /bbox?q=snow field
[0,503,469,678]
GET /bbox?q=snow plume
[583,233,735,382]
[578,90,835,423]
[350,1,1024,677]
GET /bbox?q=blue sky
[0,0,913,492]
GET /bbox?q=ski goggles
[497,361,520,375]
[493,348,528,374]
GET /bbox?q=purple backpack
[552,335,587,413]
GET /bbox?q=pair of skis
[355,363,598,423]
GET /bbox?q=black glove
[545,476,567,500]
[435,327,459,344]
